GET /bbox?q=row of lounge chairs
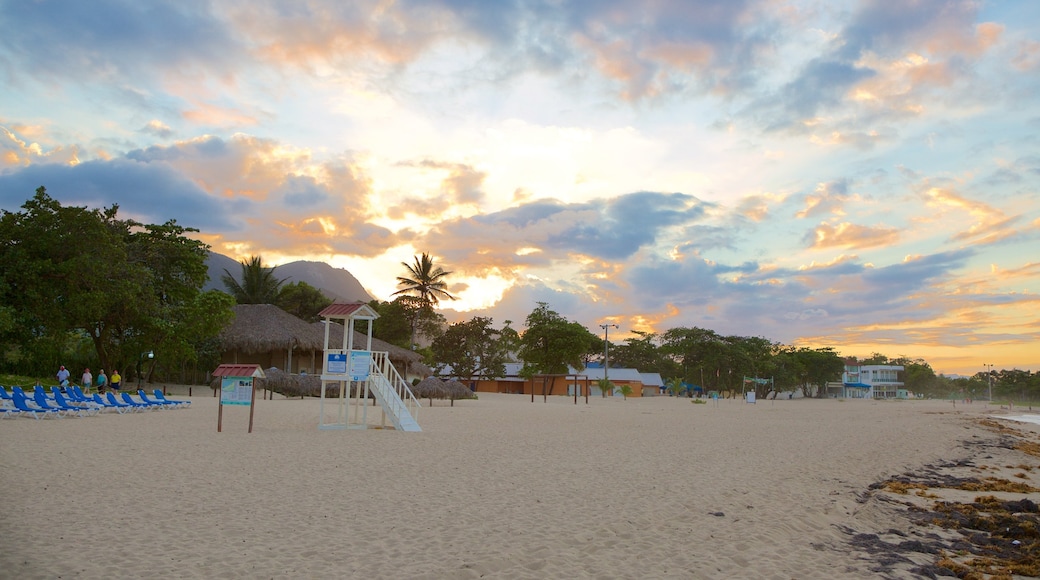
[0,384,190,419]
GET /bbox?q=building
[829,358,906,399]
[438,362,662,397]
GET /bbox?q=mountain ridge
[204,252,374,303]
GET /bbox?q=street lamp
[138,350,154,388]
[984,363,993,402]
[599,323,618,383]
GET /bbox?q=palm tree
[392,253,457,306]
[392,253,456,347]
[221,255,287,304]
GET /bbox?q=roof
[318,302,379,320]
[639,372,664,387]
[844,382,872,388]
[213,364,266,378]
[219,304,324,354]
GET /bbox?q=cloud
[0,157,231,230]
[808,222,899,250]
[140,120,174,139]
[0,0,242,84]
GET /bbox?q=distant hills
[204,252,374,303]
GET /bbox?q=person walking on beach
[82,368,92,392]
[97,369,108,394]
[56,365,70,386]
[110,369,122,392]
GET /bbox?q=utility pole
[984,363,993,402]
[599,323,619,383]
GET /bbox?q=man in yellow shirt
[111,369,122,392]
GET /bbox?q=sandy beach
[2,390,1038,579]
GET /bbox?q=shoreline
[2,392,1037,578]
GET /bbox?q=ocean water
[993,414,1040,426]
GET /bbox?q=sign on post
[221,378,254,406]
[212,364,265,433]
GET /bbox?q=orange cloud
[810,222,899,249]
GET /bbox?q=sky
[1,0,1038,376]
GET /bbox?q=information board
[349,351,372,381]
[327,353,347,374]
[221,377,253,406]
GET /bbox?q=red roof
[212,364,266,378]
[318,302,379,319]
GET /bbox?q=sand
[2,390,1038,579]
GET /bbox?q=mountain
[204,252,374,303]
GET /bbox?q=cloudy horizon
[2,0,1038,376]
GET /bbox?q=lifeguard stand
[317,302,421,431]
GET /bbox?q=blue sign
[350,351,372,381]
[327,353,347,374]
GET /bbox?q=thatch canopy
[413,376,448,402]
[220,304,324,354]
[413,377,476,406]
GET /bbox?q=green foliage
[666,377,685,397]
[392,252,456,306]
[596,377,615,398]
[518,303,598,378]
[363,296,445,349]
[0,187,232,381]
[277,281,332,322]
[432,316,509,380]
[618,384,632,400]
[221,255,286,304]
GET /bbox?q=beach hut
[217,304,430,383]
[218,304,323,374]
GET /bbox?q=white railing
[369,351,421,429]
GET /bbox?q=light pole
[599,323,618,383]
[138,350,154,389]
[984,363,993,402]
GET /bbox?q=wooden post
[248,380,256,433]
[217,399,223,432]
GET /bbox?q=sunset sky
[2,0,1038,376]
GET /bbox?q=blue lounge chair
[0,407,24,419]
[52,390,100,417]
[96,393,132,414]
[70,385,96,403]
[0,385,14,404]
[153,389,191,408]
[29,387,72,417]
[11,390,61,419]
[34,385,57,401]
[137,390,173,409]
[53,386,102,411]
[118,392,157,411]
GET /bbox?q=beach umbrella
[412,376,448,405]
[443,379,477,406]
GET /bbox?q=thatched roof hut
[220,304,324,354]
[217,303,431,381]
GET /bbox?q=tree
[618,384,632,400]
[596,377,615,398]
[517,303,598,395]
[431,316,509,381]
[221,255,286,304]
[392,252,457,306]
[788,347,844,397]
[0,187,230,379]
[391,253,455,347]
[277,281,332,322]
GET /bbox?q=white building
[838,360,906,399]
